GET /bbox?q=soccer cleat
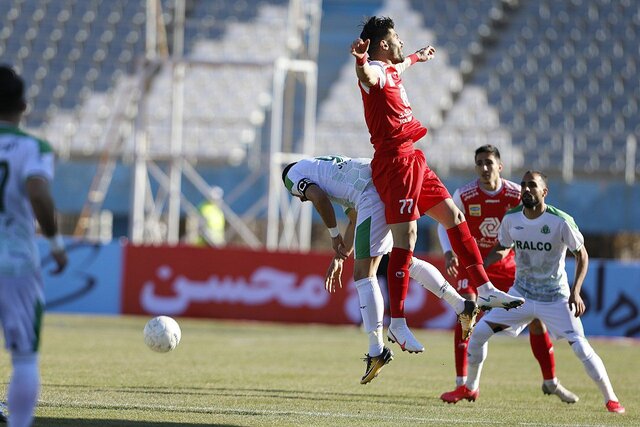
[440,385,479,403]
[0,401,7,422]
[605,400,625,414]
[387,324,425,353]
[458,300,480,340]
[542,382,579,403]
[361,346,394,385]
[477,288,524,310]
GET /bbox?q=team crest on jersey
[468,204,481,216]
[541,225,550,234]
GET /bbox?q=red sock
[446,222,489,289]
[387,247,412,318]
[454,322,468,377]
[530,330,556,380]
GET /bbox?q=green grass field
[0,314,637,426]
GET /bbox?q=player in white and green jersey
[283,156,478,384]
[0,65,68,426]
[442,171,625,414]
[500,203,582,303]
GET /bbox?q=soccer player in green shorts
[283,155,478,384]
[0,65,68,426]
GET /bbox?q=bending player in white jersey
[0,65,68,426]
[441,170,625,414]
[282,156,479,384]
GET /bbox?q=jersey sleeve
[497,214,514,248]
[394,56,415,75]
[23,139,54,183]
[284,164,315,198]
[359,62,386,91]
[561,217,584,253]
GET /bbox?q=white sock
[466,321,493,391]
[456,376,467,387]
[354,277,384,356]
[543,378,558,389]
[389,316,407,330]
[409,257,465,313]
[8,353,40,427]
[571,339,618,402]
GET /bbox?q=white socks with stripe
[354,277,385,357]
[409,257,466,314]
[571,339,618,402]
[8,353,40,427]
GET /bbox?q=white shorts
[0,271,45,353]
[354,186,393,260]
[481,287,586,341]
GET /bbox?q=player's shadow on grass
[35,419,241,427]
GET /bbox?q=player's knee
[4,326,26,354]
[570,337,594,362]
[472,321,495,344]
[467,341,488,365]
[353,262,373,281]
[467,321,493,365]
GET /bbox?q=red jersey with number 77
[358,60,427,156]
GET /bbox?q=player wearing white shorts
[0,65,68,426]
[441,170,625,414]
[282,156,478,384]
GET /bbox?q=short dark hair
[0,65,26,115]
[524,170,548,187]
[282,162,297,185]
[360,16,394,55]
[475,144,501,160]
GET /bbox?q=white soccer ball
[143,316,181,353]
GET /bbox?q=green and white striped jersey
[0,123,54,276]
[498,205,584,302]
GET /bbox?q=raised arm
[350,38,379,87]
[395,45,436,74]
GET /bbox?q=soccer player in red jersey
[351,16,523,354]
[438,145,578,402]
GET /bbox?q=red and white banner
[122,245,456,329]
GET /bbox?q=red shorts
[417,163,451,215]
[371,150,426,224]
